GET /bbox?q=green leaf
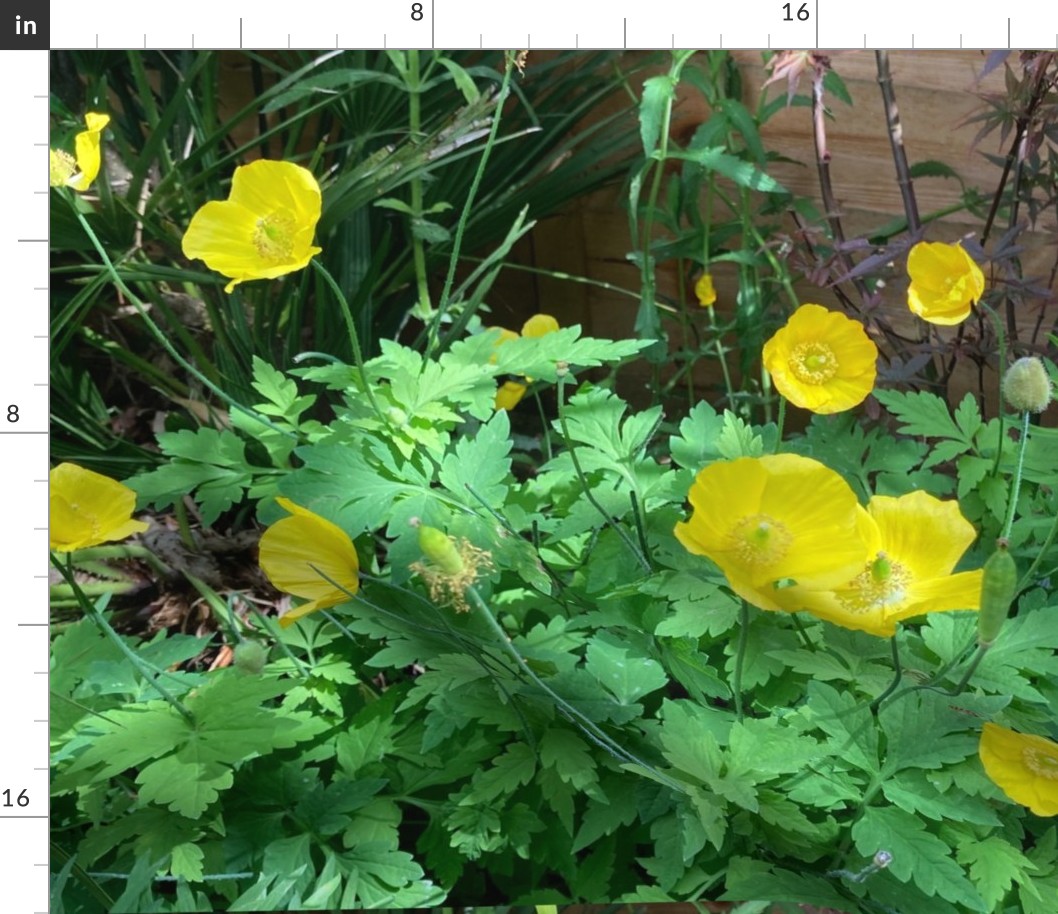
[666,146,787,194]
[878,690,979,775]
[801,681,879,775]
[874,389,968,444]
[722,857,852,908]
[437,408,511,508]
[717,409,764,458]
[539,727,599,792]
[958,835,1039,910]
[640,75,675,156]
[852,806,986,910]
[435,56,481,103]
[669,400,726,470]
[584,634,668,705]
[463,742,536,803]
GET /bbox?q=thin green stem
[556,375,651,573]
[66,197,294,438]
[868,636,904,714]
[406,50,432,320]
[425,52,517,358]
[51,554,194,724]
[773,397,786,454]
[732,601,750,721]
[465,585,686,794]
[310,259,388,426]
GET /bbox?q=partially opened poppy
[771,490,983,636]
[50,462,148,551]
[979,722,1058,816]
[49,112,110,192]
[674,454,868,611]
[182,160,323,293]
[259,497,360,627]
[762,304,877,414]
[906,241,985,325]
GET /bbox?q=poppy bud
[234,640,268,675]
[1002,357,1052,414]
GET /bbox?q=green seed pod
[234,640,268,675]
[417,524,464,575]
[977,540,1017,646]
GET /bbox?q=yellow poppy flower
[259,497,360,627]
[771,490,982,637]
[694,273,717,307]
[762,304,878,414]
[490,313,560,410]
[182,160,323,293]
[49,112,110,192]
[979,722,1058,817]
[906,241,985,326]
[674,454,869,611]
[50,462,148,552]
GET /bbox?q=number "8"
[411,2,423,19]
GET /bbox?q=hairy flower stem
[556,375,651,573]
[1001,411,1032,541]
[465,586,686,794]
[52,554,194,724]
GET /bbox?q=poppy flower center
[730,514,792,568]
[1023,748,1058,780]
[50,149,77,186]
[253,212,297,263]
[838,552,912,615]
[789,342,838,384]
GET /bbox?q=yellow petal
[495,380,528,410]
[67,113,110,192]
[521,313,560,338]
[980,723,1058,817]
[259,498,359,626]
[674,454,869,611]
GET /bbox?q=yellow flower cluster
[675,455,982,637]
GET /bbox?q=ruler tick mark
[623,17,626,49]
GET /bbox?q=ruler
[11,1,1055,911]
